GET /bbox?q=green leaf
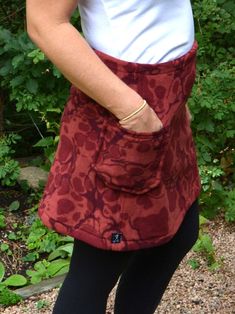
[25,270,37,277]
[27,49,45,64]
[0,262,5,283]
[199,215,210,226]
[47,259,70,277]
[0,215,6,229]
[10,75,25,88]
[8,232,17,240]
[27,228,46,245]
[226,130,235,138]
[187,259,200,270]
[34,260,49,272]
[0,243,9,252]
[31,275,43,285]
[3,274,27,287]
[202,152,212,163]
[26,79,39,94]
[0,28,11,43]
[52,66,62,78]
[22,252,39,262]
[58,236,74,243]
[36,300,49,310]
[0,62,12,76]
[192,238,202,252]
[46,108,62,113]
[48,244,73,261]
[12,55,24,68]
[9,200,20,211]
[33,136,54,148]
[201,234,214,253]
[55,265,70,276]
[208,261,221,271]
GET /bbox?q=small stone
[191,298,202,305]
[18,166,48,189]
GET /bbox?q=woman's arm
[26,0,163,132]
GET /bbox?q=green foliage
[192,231,221,271]
[187,258,200,270]
[8,200,20,211]
[25,219,74,266]
[47,243,73,261]
[0,27,69,165]
[0,6,80,166]
[0,28,69,115]
[18,216,74,284]
[0,133,21,186]
[26,258,70,284]
[0,214,6,229]
[33,135,60,167]
[3,274,27,287]
[0,243,11,255]
[0,261,26,306]
[0,206,73,305]
[190,0,235,221]
[224,189,235,222]
[0,1,25,33]
[0,286,23,306]
[36,299,49,310]
[191,209,223,271]
[26,218,64,253]
[0,262,4,282]
[0,2,234,299]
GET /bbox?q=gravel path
[1,214,234,314]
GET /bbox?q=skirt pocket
[91,120,169,194]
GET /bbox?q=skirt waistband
[93,41,198,75]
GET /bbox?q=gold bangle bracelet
[119,100,147,122]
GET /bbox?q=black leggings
[53,199,199,314]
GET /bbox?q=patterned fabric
[38,41,201,251]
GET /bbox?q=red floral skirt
[38,41,201,251]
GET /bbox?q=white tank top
[78,0,194,64]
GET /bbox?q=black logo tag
[111,233,123,243]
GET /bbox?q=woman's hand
[119,102,192,133]
[185,103,192,122]
[119,102,163,133]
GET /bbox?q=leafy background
[1,0,234,218]
[0,0,234,306]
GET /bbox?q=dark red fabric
[38,41,201,251]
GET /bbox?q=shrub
[190,0,235,219]
[0,133,21,186]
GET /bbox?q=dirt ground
[1,213,234,314]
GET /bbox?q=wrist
[109,89,144,120]
[119,99,147,122]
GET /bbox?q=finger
[185,103,192,121]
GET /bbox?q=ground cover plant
[0,0,234,307]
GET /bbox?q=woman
[26,1,201,313]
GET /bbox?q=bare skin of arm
[26,0,163,132]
